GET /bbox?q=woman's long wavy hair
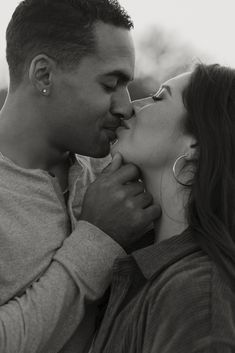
[182,63,235,288]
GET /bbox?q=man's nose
[111,89,134,120]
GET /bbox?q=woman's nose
[132,97,152,114]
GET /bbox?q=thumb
[102,152,123,174]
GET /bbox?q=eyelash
[151,95,163,102]
[103,84,117,92]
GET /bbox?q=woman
[92,63,235,352]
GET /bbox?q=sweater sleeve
[0,220,125,353]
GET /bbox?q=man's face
[50,22,135,157]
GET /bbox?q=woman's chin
[110,140,121,157]
[110,141,130,164]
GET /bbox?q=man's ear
[28,54,55,96]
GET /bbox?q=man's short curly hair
[6,0,134,86]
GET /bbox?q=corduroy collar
[131,228,202,280]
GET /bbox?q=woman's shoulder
[135,249,235,352]
[144,248,235,348]
[148,247,213,306]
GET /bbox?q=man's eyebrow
[161,84,172,96]
[103,70,133,83]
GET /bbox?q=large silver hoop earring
[172,153,188,183]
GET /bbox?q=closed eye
[151,86,168,102]
[151,95,163,102]
[103,83,118,92]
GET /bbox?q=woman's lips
[104,120,131,142]
[120,119,131,129]
[116,126,126,134]
[104,119,130,131]
[116,120,132,133]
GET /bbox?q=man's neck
[0,92,66,171]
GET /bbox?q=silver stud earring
[42,88,47,95]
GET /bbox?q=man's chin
[90,143,112,159]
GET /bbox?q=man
[0,0,160,352]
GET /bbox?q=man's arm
[0,154,160,353]
[0,221,125,353]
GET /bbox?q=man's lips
[104,120,130,131]
[103,120,131,142]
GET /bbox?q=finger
[113,163,140,184]
[134,192,154,209]
[124,182,145,196]
[142,204,162,223]
[102,152,123,174]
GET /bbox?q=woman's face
[112,72,192,171]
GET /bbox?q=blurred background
[0,0,235,106]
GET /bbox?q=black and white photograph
[0,1,235,352]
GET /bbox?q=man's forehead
[100,69,134,83]
[73,51,134,83]
[93,22,135,78]
[95,44,135,82]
